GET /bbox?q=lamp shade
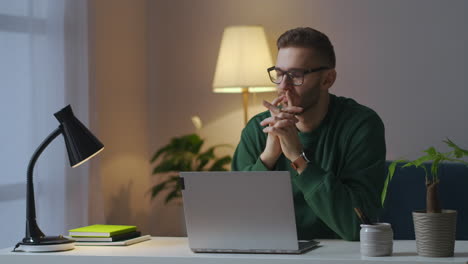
[54,105,104,168]
[212,25,276,93]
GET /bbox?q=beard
[279,81,321,115]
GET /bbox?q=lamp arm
[25,126,62,240]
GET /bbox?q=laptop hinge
[179,177,185,190]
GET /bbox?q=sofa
[380,161,468,240]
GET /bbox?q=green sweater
[232,94,386,241]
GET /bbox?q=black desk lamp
[15,105,104,252]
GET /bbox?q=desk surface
[0,237,467,264]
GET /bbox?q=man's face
[275,46,327,112]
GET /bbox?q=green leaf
[196,147,215,170]
[164,189,181,204]
[400,158,427,170]
[443,157,468,165]
[198,147,215,159]
[149,133,233,202]
[149,182,167,199]
[408,153,434,167]
[150,145,171,163]
[152,151,198,174]
[152,161,176,174]
[152,159,183,174]
[150,134,203,163]
[431,158,441,182]
[209,156,232,171]
[172,175,183,191]
[196,144,232,171]
[381,159,406,206]
[168,173,180,179]
[444,138,468,158]
[401,162,414,168]
[423,147,437,157]
[209,143,233,149]
[174,134,203,154]
[420,165,429,181]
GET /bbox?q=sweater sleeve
[293,114,386,241]
[231,122,270,171]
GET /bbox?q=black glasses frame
[267,66,330,86]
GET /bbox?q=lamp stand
[242,88,249,125]
[15,126,75,252]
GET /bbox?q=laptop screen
[180,171,300,252]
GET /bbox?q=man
[232,27,386,241]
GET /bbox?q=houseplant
[382,138,468,257]
[149,133,232,204]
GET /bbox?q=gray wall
[148,0,468,160]
[147,0,468,235]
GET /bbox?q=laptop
[180,171,319,254]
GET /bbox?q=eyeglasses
[267,66,330,86]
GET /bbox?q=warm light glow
[72,147,104,168]
[213,87,276,93]
[212,26,275,93]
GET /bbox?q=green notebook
[69,224,137,237]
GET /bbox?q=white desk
[0,237,467,264]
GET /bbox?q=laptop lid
[180,171,302,253]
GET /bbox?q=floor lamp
[212,25,276,125]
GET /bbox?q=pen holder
[360,223,393,257]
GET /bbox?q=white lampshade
[212,25,276,93]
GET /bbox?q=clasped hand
[260,91,304,168]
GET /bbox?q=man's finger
[263,126,283,135]
[260,117,276,126]
[271,95,285,107]
[273,119,296,128]
[279,106,303,115]
[263,123,292,136]
[263,100,281,114]
[276,113,299,123]
[261,115,297,127]
[282,94,289,108]
[286,90,294,107]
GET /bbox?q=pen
[354,208,372,225]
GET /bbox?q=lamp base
[16,236,75,252]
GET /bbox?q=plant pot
[412,209,457,257]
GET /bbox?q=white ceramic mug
[360,223,393,257]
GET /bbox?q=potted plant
[382,138,468,257]
[149,133,232,204]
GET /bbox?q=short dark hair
[277,27,336,68]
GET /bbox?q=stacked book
[67,224,150,246]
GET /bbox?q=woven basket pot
[412,210,457,257]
